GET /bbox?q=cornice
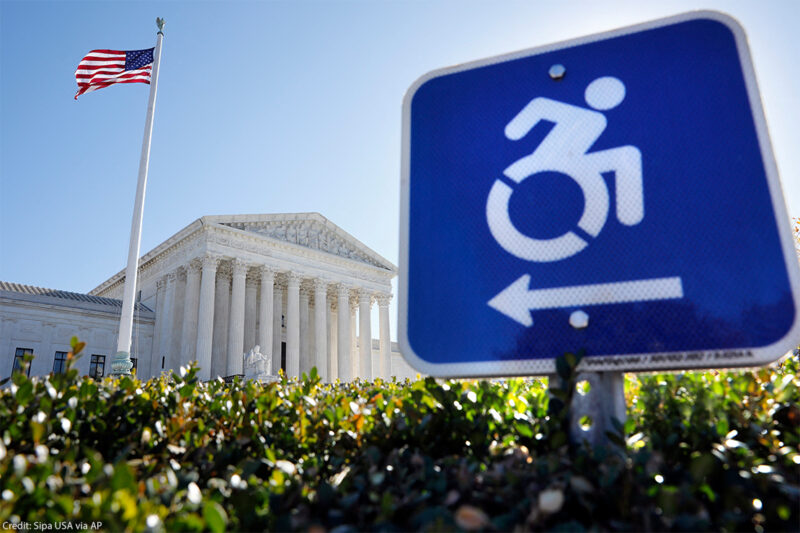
[206,221,395,281]
[0,296,156,322]
[90,213,397,298]
[90,219,205,296]
[205,212,397,271]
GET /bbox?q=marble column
[286,273,301,378]
[350,298,358,378]
[308,301,316,369]
[150,279,166,374]
[227,259,247,376]
[258,267,274,364]
[196,256,219,381]
[244,275,257,353]
[272,279,284,375]
[358,290,372,380]
[179,260,202,367]
[159,271,177,371]
[377,294,392,378]
[211,264,231,378]
[170,269,187,366]
[313,279,328,381]
[328,301,338,381]
[337,285,351,381]
[299,284,311,374]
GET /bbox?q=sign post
[399,11,800,434]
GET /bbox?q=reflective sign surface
[399,11,800,376]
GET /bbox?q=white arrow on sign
[488,275,684,327]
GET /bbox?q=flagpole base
[109,351,134,376]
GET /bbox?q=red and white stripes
[74,49,152,99]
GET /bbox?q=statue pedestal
[248,372,279,384]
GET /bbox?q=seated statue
[243,345,274,381]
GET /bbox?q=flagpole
[110,18,165,376]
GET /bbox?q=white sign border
[398,10,800,377]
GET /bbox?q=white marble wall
[0,296,154,380]
[0,288,417,382]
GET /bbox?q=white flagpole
[111,18,165,376]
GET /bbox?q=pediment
[208,213,396,271]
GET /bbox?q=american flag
[74,48,154,100]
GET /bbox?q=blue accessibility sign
[398,11,800,376]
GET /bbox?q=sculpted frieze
[218,219,386,269]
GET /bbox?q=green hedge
[1,339,798,532]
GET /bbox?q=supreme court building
[1,213,410,381]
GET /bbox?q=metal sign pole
[569,371,626,447]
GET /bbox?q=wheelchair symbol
[486,76,684,327]
[487,76,644,262]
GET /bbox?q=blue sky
[1,0,798,340]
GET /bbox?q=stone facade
[2,213,418,381]
[89,212,411,381]
[0,282,155,379]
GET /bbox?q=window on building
[89,355,105,379]
[13,347,33,376]
[53,351,68,374]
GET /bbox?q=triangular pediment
[206,213,396,271]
